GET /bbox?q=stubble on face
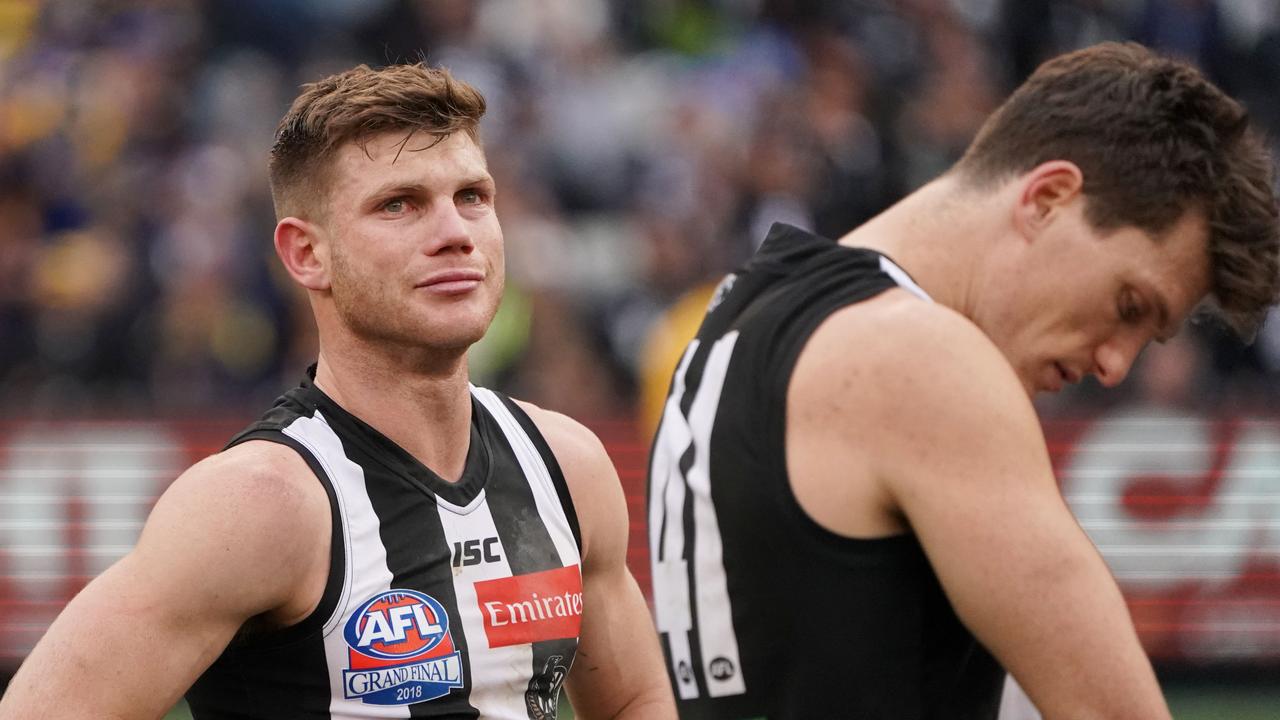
[319,132,503,356]
[327,230,499,354]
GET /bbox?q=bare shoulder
[158,439,329,534]
[795,289,1035,434]
[137,439,331,616]
[788,290,1048,531]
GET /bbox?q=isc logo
[452,537,501,568]
[344,590,449,660]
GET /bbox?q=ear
[1012,160,1085,240]
[274,217,332,291]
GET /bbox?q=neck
[312,332,473,482]
[837,173,1001,323]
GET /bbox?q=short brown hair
[956,42,1279,338]
[269,63,486,220]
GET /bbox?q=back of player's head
[269,63,486,222]
[955,42,1279,338]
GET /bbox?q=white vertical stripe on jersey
[879,255,934,302]
[682,332,746,697]
[283,411,409,719]
[435,491,531,719]
[471,387,581,568]
[650,342,700,699]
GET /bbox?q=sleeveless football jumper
[648,223,1004,719]
[187,370,582,719]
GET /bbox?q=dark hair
[955,42,1279,338]
[268,63,486,220]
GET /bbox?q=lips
[1043,362,1085,393]
[1055,363,1082,384]
[416,269,485,295]
[1042,364,1064,393]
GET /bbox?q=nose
[423,199,474,256]
[1092,333,1144,387]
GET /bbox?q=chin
[342,312,492,355]
[422,308,498,350]
[427,327,489,352]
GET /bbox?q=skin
[786,162,1202,719]
[0,130,675,719]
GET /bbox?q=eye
[381,197,410,214]
[1118,288,1145,324]
[457,188,488,206]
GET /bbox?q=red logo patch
[474,565,583,648]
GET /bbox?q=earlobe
[274,218,331,291]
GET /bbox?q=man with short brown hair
[0,63,675,719]
[648,42,1278,719]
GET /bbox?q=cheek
[479,224,504,270]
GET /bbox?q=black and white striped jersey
[187,370,582,719]
[648,223,1004,719]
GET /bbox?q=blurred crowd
[2,0,1280,421]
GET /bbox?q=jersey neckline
[295,365,493,507]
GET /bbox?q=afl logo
[343,589,449,661]
[710,656,736,681]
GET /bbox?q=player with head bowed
[647,42,1279,719]
[0,63,675,719]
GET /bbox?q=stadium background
[0,0,1278,716]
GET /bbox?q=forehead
[326,130,488,202]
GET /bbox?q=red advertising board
[0,413,1276,667]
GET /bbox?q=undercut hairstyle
[955,42,1280,339]
[268,63,486,221]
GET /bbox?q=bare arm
[518,402,676,720]
[790,299,1168,720]
[0,442,330,720]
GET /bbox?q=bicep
[519,403,674,718]
[2,547,248,718]
[557,430,664,715]
[565,549,670,719]
[878,358,1164,717]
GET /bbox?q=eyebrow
[365,181,426,201]
[364,174,494,203]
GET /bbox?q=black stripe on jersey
[677,341,714,418]
[342,435,481,719]
[649,427,671,564]
[655,340,715,699]
[479,399,579,719]
[496,394,581,552]
[227,431,346,647]
[677,424,710,700]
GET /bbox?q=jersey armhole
[496,395,584,554]
[765,282,919,555]
[220,430,347,650]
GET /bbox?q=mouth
[415,269,485,295]
[1055,362,1082,384]
[1044,362,1082,393]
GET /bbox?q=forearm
[0,579,188,719]
[965,560,1168,720]
[0,558,236,720]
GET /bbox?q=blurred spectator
[0,0,1276,420]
